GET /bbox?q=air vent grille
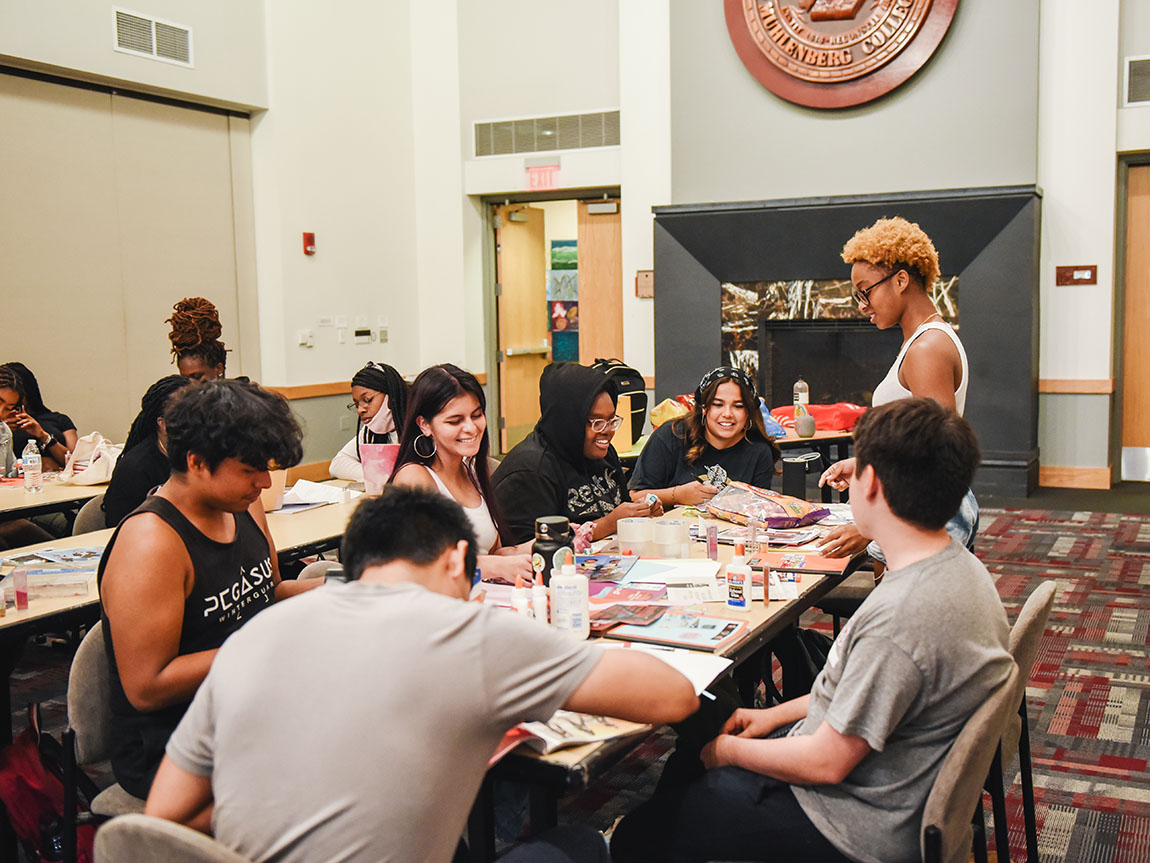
[113,8,193,67]
[474,110,620,157]
[1128,57,1150,105]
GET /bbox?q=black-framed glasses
[853,268,903,307]
[588,416,624,434]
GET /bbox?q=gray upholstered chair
[921,662,1021,863]
[64,622,146,817]
[95,814,252,863]
[983,580,1057,863]
[72,494,106,535]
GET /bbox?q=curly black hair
[163,380,303,474]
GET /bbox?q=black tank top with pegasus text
[98,494,276,798]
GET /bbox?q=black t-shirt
[629,420,777,491]
[103,440,172,528]
[9,410,73,457]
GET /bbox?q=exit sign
[527,165,559,190]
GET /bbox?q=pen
[700,690,717,701]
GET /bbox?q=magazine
[576,554,638,581]
[688,524,821,548]
[489,711,647,765]
[748,551,849,576]
[589,604,667,633]
[605,610,748,653]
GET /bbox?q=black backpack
[590,358,647,446]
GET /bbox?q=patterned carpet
[8,507,1150,861]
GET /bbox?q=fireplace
[652,186,1041,496]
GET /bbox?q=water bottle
[793,376,809,406]
[22,439,42,493]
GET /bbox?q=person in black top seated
[629,367,780,508]
[493,362,661,546]
[103,375,194,528]
[98,380,318,805]
[1,361,76,470]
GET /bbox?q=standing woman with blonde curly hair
[818,216,977,560]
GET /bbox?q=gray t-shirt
[790,540,1013,863]
[166,580,601,863]
[0,422,15,478]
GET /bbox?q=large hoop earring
[414,433,437,459]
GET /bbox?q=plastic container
[793,376,809,406]
[22,440,42,493]
[726,543,751,612]
[550,563,590,639]
[618,517,652,556]
[511,575,532,617]
[13,568,30,611]
[532,573,549,622]
[531,517,573,586]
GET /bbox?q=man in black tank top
[99,380,315,803]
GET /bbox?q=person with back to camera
[166,297,234,382]
[2,361,78,469]
[99,380,319,805]
[816,216,979,564]
[493,362,662,546]
[629,366,780,507]
[103,375,194,528]
[610,398,1015,863]
[329,361,409,482]
[390,363,532,584]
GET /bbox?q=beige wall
[0,0,267,110]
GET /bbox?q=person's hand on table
[593,498,664,541]
[818,457,856,492]
[817,525,870,559]
[671,481,720,506]
[478,553,533,585]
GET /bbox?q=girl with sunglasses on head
[493,362,662,547]
[818,216,976,561]
[329,362,410,482]
[629,366,780,508]
[390,364,532,584]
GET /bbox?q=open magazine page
[489,711,648,766]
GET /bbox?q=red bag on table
[770,402,867,431]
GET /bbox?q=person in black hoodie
[493,363,661,545]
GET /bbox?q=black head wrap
[350,362,409,444]
[535,363,618,467]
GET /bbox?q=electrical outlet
[378,327,389,344]
[338,415,350,431]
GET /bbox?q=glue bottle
[511,574,532,617]
[726,543,751,612]
[550,563,589,639]
[532,572,549,622]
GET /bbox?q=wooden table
[469,512,848,861]
[0,477,105,520]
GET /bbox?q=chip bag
[702,480,829,529]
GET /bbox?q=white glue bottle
[532,572,549,622]
[550,563,590,639]
[726,542,752,612]
[511,574,532,617]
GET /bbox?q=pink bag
[360,444,400,495]
[702,480,829,529]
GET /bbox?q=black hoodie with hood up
[493,363,628,545]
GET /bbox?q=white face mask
[365,394,394,435]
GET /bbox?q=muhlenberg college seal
[724,0,959,109]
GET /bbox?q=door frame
[1114,153,1150,480]
[478,186,620,455]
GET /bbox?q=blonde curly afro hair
[841,217,940,288]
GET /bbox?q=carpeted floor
[8,506,1150,861]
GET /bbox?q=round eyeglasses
[587,416,624,434]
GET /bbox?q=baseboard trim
[1039,465,1112,490]
[287,461,334,483]
[268,372,488,401]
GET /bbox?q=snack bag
[702,480,829,529]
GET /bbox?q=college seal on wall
[724,0,959,109]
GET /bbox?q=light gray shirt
[790,540,1014,863]
[0,422,15,478]
[166,580,601,863]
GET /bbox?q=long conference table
[0,477,105,520]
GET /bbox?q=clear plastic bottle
[22,439,42,493]
[550,563,590,639]
[793,376,810,406]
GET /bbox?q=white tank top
[872,321,968,416]
[425,464,499,554]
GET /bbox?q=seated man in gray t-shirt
[611,397,1016,863]
[144,485,698,863]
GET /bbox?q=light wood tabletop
[0,476,105,519]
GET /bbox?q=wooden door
[495,204,550,451]
[1122,165,1150,480]
[577,199,624,363]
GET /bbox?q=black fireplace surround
[652,186,1041,497]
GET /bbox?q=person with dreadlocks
[0,367,54,548]
[329,361,410,482]
[2,362,78,469]
[166,297,230,382]
[103,375,194,528]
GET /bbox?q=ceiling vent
[1125,56,1150,106]
[474,110,620,158]
[114,8,193,67]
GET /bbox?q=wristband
[38,435,58,454]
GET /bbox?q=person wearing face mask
[390,364,533,585]
[493,362,662,547]
[629,367,780,508]
[329,362,410,482]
